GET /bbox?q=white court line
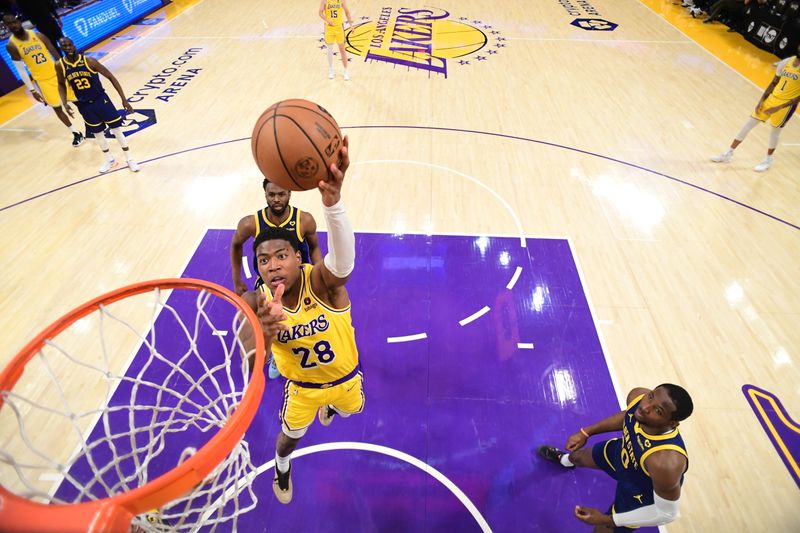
[517,342,534,350]
[242,256,252,279]
[510,38,689,44]
[506,266,523,290]
[459,306,490,326]
[567,238,625,409]
[352,160,526,248]
[387,332,428,343]
[0,128,43,133]
[202,441,493,532]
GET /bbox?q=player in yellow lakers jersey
[3,13,83,147]
[231,178,322,380]
[711,42,800,172]
[242,136,361,505]
[319,0,353,80]
[538,384,693,531]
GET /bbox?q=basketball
[251,99,343,191]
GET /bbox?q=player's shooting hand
[565,431,587,452]
[31,90,44,103]
[257,283,288,339]
[574,506,613,526]
[319,134,349,206]
[123,101,134,114]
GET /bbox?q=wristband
[580,428,590,438]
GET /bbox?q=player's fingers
[273,282,285,302]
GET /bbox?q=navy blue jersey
[59,54,105,102]
[255,205,311,263]
[592,394,688,520]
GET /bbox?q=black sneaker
[272,464,293,504]
[72,132,84,147]
[537,445,574,469]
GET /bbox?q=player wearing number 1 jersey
[711,43,800,172]
[243,136,361,505]
[3,13,83,147]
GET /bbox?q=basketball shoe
[536,445,575,468]
[754,156,773,172]
[273,463,293,504]
[99,158,119,173]
[710,149,733,163]
[318,405,336,427]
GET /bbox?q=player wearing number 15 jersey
[242,136,361,506]
[319,0,353,80]
[3,13,83,147]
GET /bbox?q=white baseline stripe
[506,266,523,290]
[202,442,493,532]
[517,343,534,350]
[387,333,428,343]
[459,306,490,326]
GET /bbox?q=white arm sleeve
[613,492,680,528]
[12,60,34,90]
[775,57,790,76]
[322,199,355,278]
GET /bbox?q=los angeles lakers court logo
[339,7,505,78]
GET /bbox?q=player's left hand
[319,134,349,207]
[123,100,134,114]
[574,505,613,526]
[763,106,781,115]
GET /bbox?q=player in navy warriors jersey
[242,136,362,505]
[231,178,322,379]
[55,37,140,173]
[538,384,693,531]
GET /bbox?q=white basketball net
[0,286,261,532]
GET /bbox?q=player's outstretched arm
[564,387,649,451]
[88,57,134,113]
[313,136,355,295]
[230,215,257,295]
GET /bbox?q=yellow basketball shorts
[752,94,797,128]
[36,75,75,107]
[324,23,345,44]
[280,372,364,436]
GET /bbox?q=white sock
[275,453,291,473]
[69,125,79,134]
[330,405,350,418]
[327,45,334,69]
[111,127,129,150]
[560,453,574,467]
[768,126,781,151]
[93,136,114,161]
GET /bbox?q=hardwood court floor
[0,1,798,531]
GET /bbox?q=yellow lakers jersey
[324,1,344,26]
[10,31,56,81]
[262,264,358,383]
[773,57,800,100]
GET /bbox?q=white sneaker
[754,157,773,172]
[328,68,334,79]
[710,151,733,163]
[343,71,350,81]
[99,158,119,173]
[127,158,140,172]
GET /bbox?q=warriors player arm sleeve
[12,60,34,91]
[613,492,680,527]
[322,199,355,278]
